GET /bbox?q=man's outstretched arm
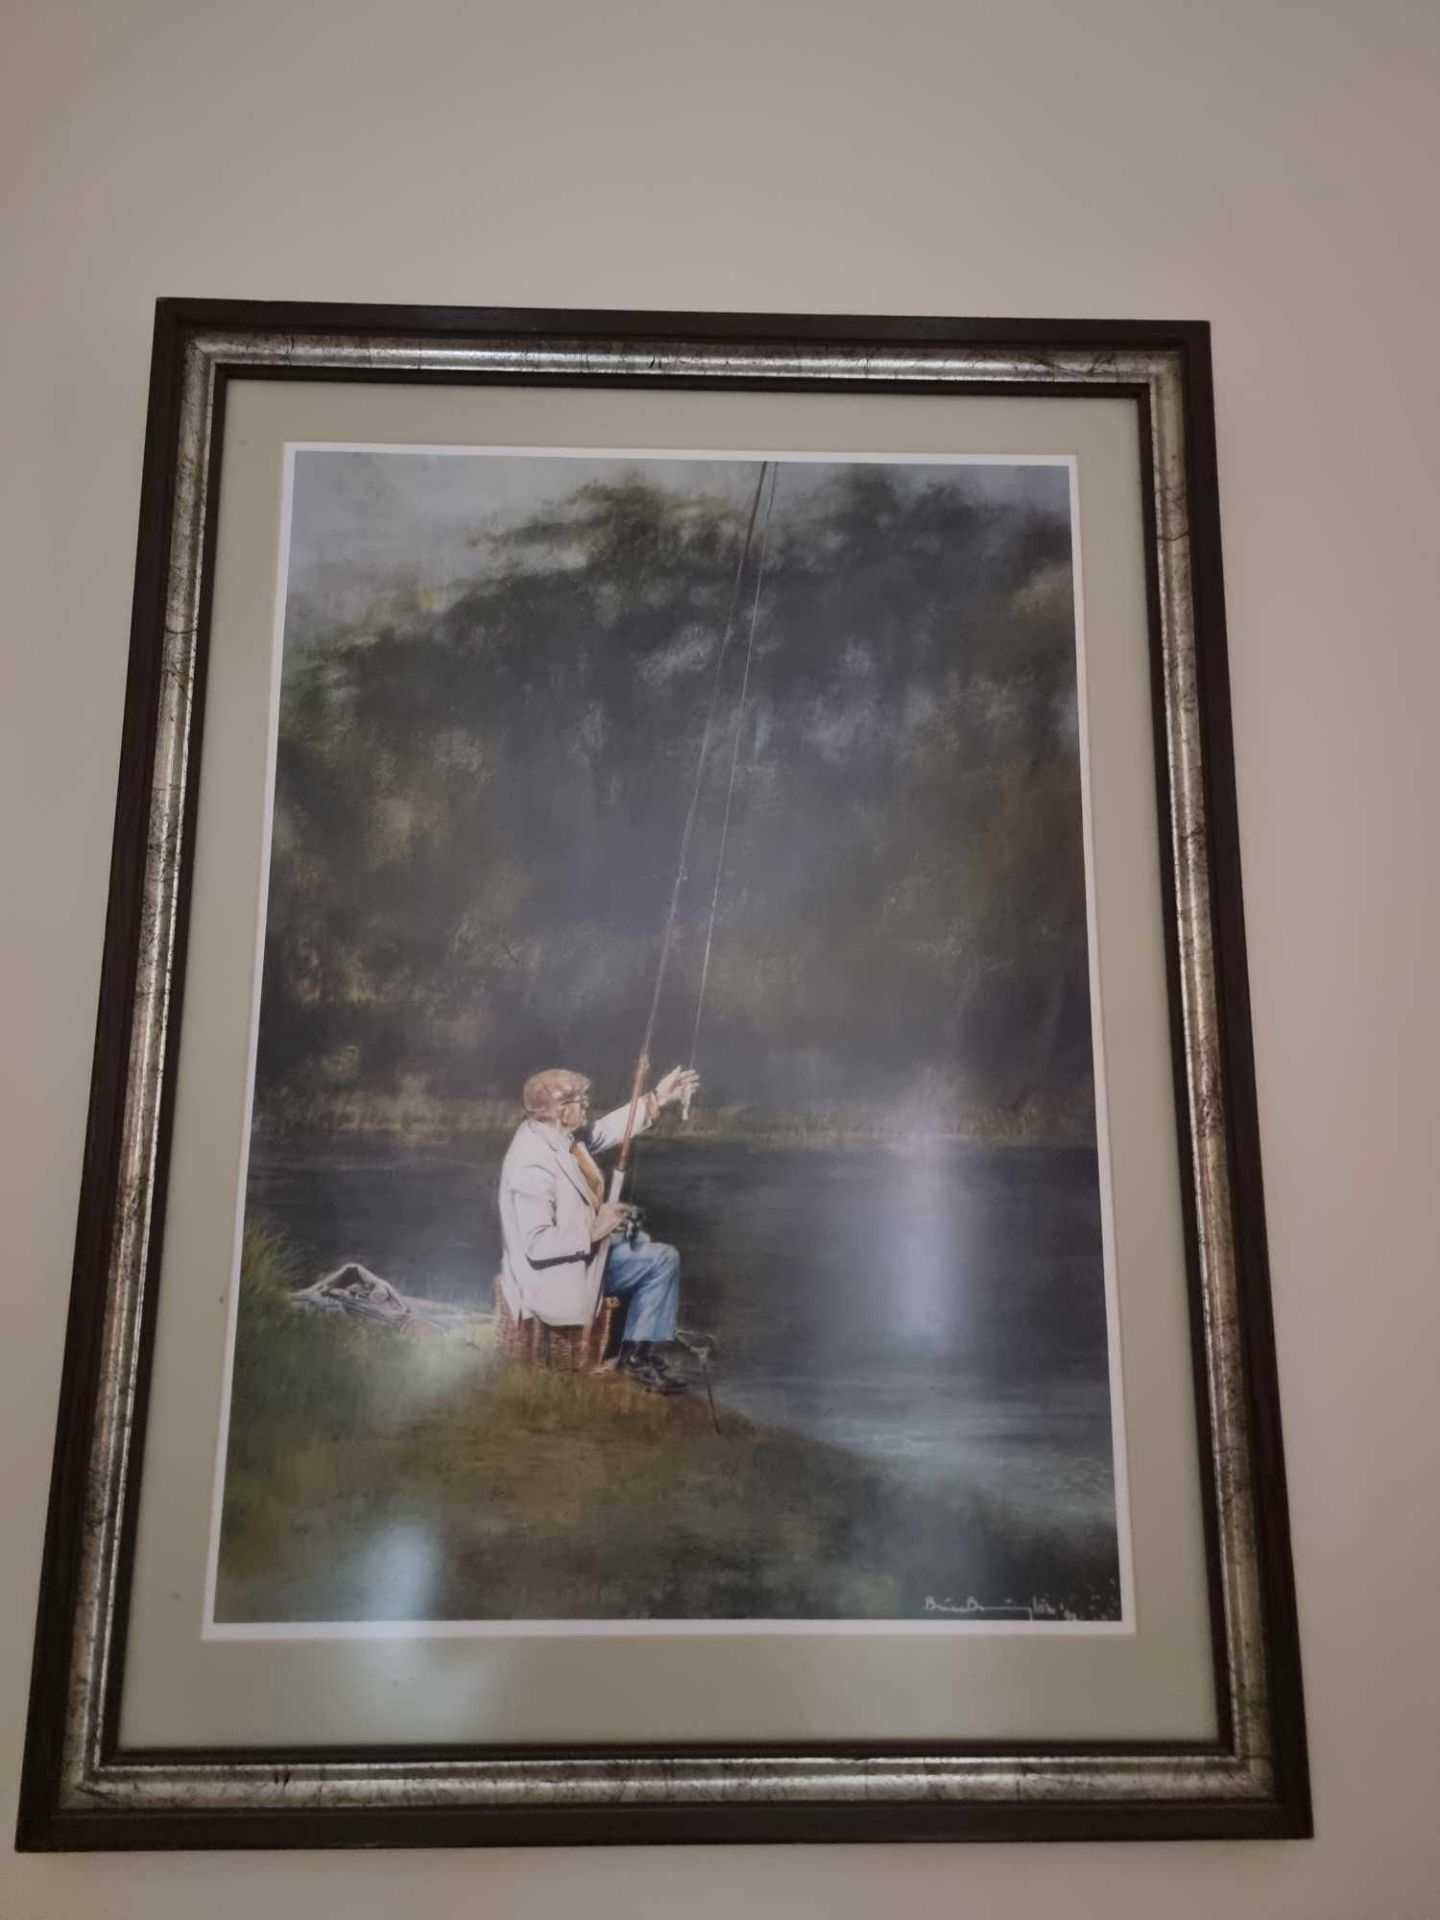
[587,1067,700,1153]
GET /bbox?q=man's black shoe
[618,1340,690,1395]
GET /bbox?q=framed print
[18,303,1310,1846]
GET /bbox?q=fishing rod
[608,461,774,1204]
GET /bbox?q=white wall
[3,1,1437,1912]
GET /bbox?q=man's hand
[590,1199,629,1243]
[654,1065,701,1111]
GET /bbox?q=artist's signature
[924,1595,1080,1621]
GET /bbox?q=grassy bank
[218,1225,1119,1624]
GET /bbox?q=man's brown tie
[571,1138,604,1206]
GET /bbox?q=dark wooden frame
[16,302,1309,1849]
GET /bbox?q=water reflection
[247,1133,1115,1517]
[887,1134,973,1352]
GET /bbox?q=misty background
[253,449,1094,1137]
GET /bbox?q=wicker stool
[493,1280,621,1372]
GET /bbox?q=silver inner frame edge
[59,333,1270,1813]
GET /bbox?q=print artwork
[209,444,1130,1629]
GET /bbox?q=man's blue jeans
[603,1230,680,1343]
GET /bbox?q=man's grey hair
[522,1068,591,1119]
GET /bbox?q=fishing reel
[620,1203,648,1245]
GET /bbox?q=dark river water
[246,1134,1119,1535]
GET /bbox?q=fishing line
[612,460,771,1189]
[685,459,779,1091]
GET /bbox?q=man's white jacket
[497,1101,653,1327]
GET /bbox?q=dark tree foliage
[255,466,1094,1129]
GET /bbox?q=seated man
[497,1064,699,1394]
